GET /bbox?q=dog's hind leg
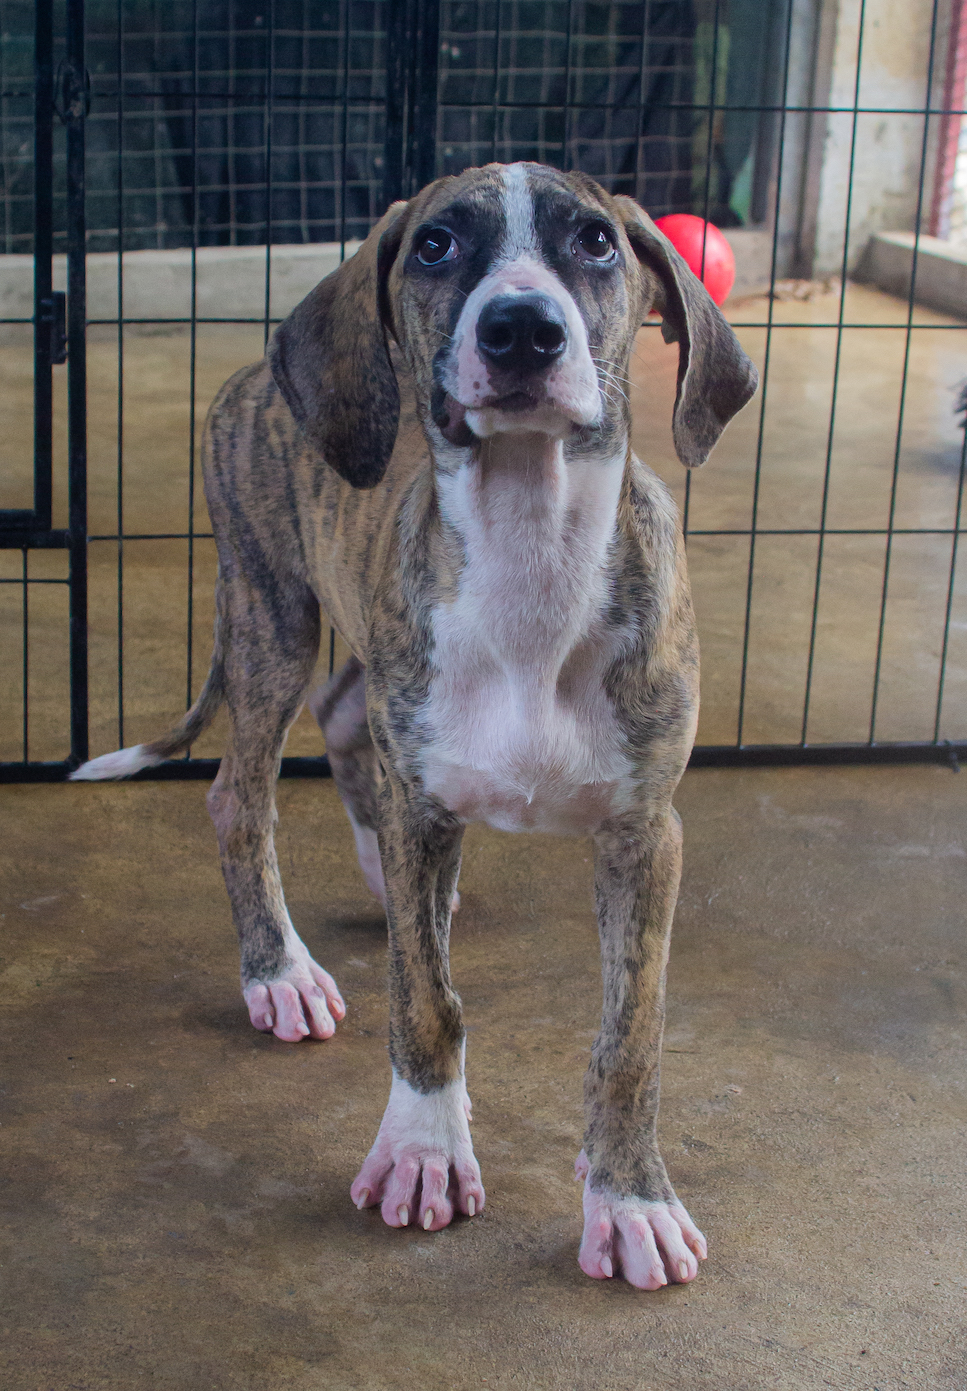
[310,658,460,913]
[207,580,346,1043]
[309,657,387,907]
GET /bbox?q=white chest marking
[419,437,636,835]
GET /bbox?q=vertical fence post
[382,0,409,205]
[383,0,439,206]
[64,0,89,766]
[33,0,54,532]
[412,0,440,192]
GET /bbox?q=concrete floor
[2,282,967,761]
[2,763,966,1389]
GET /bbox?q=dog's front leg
[578,806,707,1289]
[351,781,484,1231]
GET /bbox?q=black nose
[476,293,568,375]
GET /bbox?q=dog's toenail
[679,1260,689,1280]
[600,1255,613,1278]
[467,1196,476,1217]
[398,1205,409,1226]
[423,1209,434,1230]
[355,1189,370,1210]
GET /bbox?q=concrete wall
[810,0,946,276]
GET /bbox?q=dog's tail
[70,621,226,781]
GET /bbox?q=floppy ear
[612,196,759,468]
[267,201,411,488]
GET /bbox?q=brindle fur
[82,164,756,1229]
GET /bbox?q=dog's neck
[433,430,627,666]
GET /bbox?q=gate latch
[39,292,68,364]
[54,60,91,125]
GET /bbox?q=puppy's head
[269,163,758,487]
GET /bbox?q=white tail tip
[69,744,161,781]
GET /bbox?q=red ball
[653,214,735,306]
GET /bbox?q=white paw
[351,1073,484,1230]
[243,937,345,1042]
[575,1150,706,1289]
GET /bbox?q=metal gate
[1,0,89,779]
[2,0,966,782]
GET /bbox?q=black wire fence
[2,0,966,780]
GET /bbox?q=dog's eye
[416,229,458,266]
[575,224,616,262]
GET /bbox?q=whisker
[591,354,626,374]
[594,368,630,401]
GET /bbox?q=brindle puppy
[73,163,757,1289]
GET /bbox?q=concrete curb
[3,229,777,332]
[857,231,967,320]
[1,241,362,329]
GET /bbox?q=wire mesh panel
[435,1,784,224]
[2,0,966,779]
[0,1,391,254]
